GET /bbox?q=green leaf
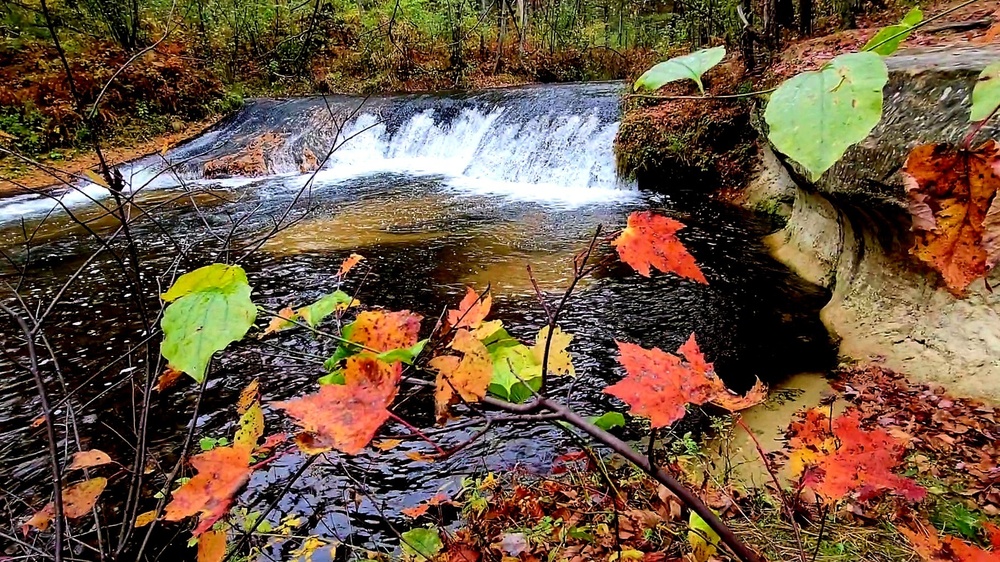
[765,52,888,181]
[161,266,256,383]
[590,412,626,431]
[324,322,360,371]
[318,370,345,385]
[298,290,353,328]
[971,61,1000,122]
[161,264,248,303]
[861,7,922,56]
[488,344,542,403]
[688,512,721,560]
[377,339,429,365]
[400,527,443,560]
[633,46,725,94]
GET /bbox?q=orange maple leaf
[447,288,492,330]
[274,373,393,456]
[903,141,1000,294]
[612,211,707,283]
[350,310,422,352]
[198,529,227,562]
[263,307,297,336]
[604,334,765,428]
[430,329,493,422]
[788,408,925,505]
[337,253,365,277]
[163,446,253,536]
[23,477,107,533]
[901,521,1000,562]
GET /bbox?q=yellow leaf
[374,439,403,451]
[237,380,260,414]
[531,326,575,377]
[608,549,644,561]
[68,449,114,470]
[198,529,227,562]
[134,510,157,527]
[263,308,297,336]
[234,402,264,452]
[687,512,720,562]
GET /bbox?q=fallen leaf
[431,329,493,421]
[903,141,1000,293]
[374,439,403,451]
[237,379,260,414]
[134,510,157,527]
[68,449,114,470]
[612,211,707,283]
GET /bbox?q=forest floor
[432,365,1000,562]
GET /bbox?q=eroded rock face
[750,46,1000,402]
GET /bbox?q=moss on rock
[615,60,757,190]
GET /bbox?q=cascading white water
[0,83,635,222]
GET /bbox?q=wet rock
[203,132,285,178]
[747,46,1000,402]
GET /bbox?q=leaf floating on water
[604,334,764,428]
[134,510,157,528]
[612,212,707,283]
[337,253,365,277]
[236,379,260,415]
[68,449,114,470]
[447,287,492,330]
[163,446,254,537]
[903,141,1000,293]
[23,477,108,533]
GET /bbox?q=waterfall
[0,82,634,222]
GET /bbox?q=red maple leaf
[604,334,765,428]
[349,310,422,352]
[788,408,925,505]
[612,211,707,283]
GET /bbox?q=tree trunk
[798,0,812,35]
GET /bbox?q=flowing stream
[0,82,833,558]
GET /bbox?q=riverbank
[0,115,222,197]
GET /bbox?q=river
[0,82,833,558]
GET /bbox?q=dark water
[0,83,832,559]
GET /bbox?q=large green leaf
[633,46,726,94]
[298,290,353,328]
[161,264,248,302]
[400,527,443,560]
[160,265,256,383]
[488,344,542,403]
[971,61,1000,122]
[377,339,429,365]
[765,52,888,181]
[861,7,922,56]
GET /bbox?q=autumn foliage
[612,211,708,283]
[904,141,1000,293]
